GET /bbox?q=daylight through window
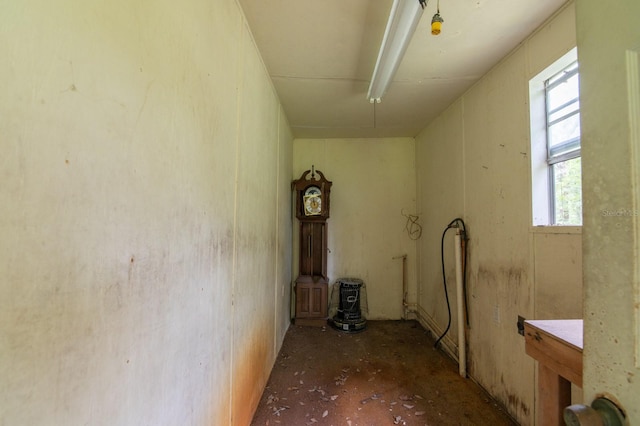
[529,49,582,227]
[545,61,582,225]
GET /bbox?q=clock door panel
[295,282,328,318]
[299,222,327,279]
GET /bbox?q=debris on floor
[251,320,517,426]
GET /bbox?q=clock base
[294,280,328,327]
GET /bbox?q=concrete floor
[251,320,518,426]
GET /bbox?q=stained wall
[414,3,580,425]
[578,0,640,420]
[293,138,418,320]
[0,0,292,424]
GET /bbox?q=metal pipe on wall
[393,254,408,319]
[454,230,466,378]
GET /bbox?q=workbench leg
[538,364,572,426]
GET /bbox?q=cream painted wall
[578,0,640,421]
[415,3,580,425]
[0,1,292,425]
[293,138,417,320]
[532,228,582,319]
[275,115,294,354]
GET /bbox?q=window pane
[549,99,579,123]
[553,157,582,225]
[547,71,579,112]
[549,112,580,151]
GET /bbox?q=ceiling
[238,0,568,139]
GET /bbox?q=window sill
[530,225,582,235]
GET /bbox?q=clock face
[304,186,321,197]
[303,186,322,215]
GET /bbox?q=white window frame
[529,48,581,226]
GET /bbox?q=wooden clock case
[291,169,332,326]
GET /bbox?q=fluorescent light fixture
[367,0,426,103]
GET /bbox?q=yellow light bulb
[431,21,441,35]
[431,13,443,35]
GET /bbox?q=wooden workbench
[524,319,583,426]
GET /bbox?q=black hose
[434,218,468,349]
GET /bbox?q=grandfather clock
[292,167,332,326]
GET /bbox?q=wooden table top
[525,319,583,351]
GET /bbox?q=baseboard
[414,305,459,363]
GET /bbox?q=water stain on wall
[232,325,270,425]
[466,264,531,422]
[507,392,530,417]
[207,387,231,426]
[474,265,527,304]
